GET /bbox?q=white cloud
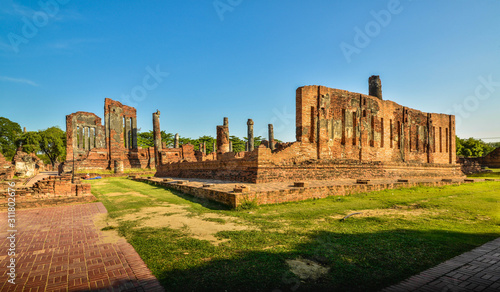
[0,76,39,86]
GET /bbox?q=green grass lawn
[90,178,500,292]
[468,167,500,178]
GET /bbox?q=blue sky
[1,0,499,143]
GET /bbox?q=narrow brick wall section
[0,175,95,208]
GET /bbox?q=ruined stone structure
[12,148,44,177]
[0,175,94,208]
[64,98,149,171]
[0,153,14,180]
[155,76,463,182]
[64,98,151,171]
[478,147,500,168]
[64,98,197,172]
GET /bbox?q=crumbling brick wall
[156,76,463,183]
[457,157,483,174]
[0,153,14,180]
[12,149,43,177]
[64,99,150,171]
[479,147,500,168]
[296,84,456,165]
[32,176,91,197]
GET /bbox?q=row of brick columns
[217,117,276,155]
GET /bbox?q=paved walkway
[382,237,500,292]
[0,203,164,292]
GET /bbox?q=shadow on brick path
[381,237,500,292]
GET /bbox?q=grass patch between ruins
[468,167,500,178]
[90,178,500,292]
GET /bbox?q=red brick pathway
[382,237,500,292]
[0,203,164,291]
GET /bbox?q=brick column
[153,111,162,166]
[217,121,230,155]
[268,124,275,150]
[174,133,179,148]
[247,119,254,152]
[131,117,138,149]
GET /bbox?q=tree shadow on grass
[148,229,499,292]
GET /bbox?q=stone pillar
[217,125,230,154]
[230,141,233,152]
[124,117,130,149]
[78,126,83,150]
[202,142,206,154]
[268,124,275,150]
[174,133,179,148]
[84,127,89,151]
[131,117,138,149]
[213,142,216,153]
[369,75,382,100]
[153,111,162,166]
[89,128,94,150]
[223,117,228,126]
[247,119,254,152]
[114,160,124,174]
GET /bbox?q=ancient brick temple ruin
[478,147,500,168]
[62,98,196,173]
[155,76,464,182]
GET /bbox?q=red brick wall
[479,147,500,168]
[296,86,457,165]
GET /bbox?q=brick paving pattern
[382,237,500,292]
[0,203,164,292]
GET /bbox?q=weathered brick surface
[479,147,500,168]
[0,176,94,208]
[0,152,14,180]
[157,78,463,184]
[457,157,484,174]
[12,149,43,177]
[296,85,456,164]
[63,99,198,174]
[138,177,480,208]
[64,99,151,172]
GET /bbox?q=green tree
[161,132,175,148]
[137,131,171,147]
[456,136,495,158]
[0,117,22,159]
[39,127,66,166]
[18,131,41,154]
[137,131,154,148]
[196,135,216,153]
[244,136,264,149]
[230,135,245,153]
